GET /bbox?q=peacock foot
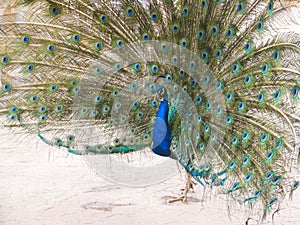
[168,173,196,203]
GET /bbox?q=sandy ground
[0,129,300,225]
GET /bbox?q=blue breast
[151,99,171,157]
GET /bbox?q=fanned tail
[0,0,300,221]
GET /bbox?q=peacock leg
[168,172,194,203]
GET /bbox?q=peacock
[1,0,300,222]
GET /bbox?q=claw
[168,194,187,203]
[168,173,194,203]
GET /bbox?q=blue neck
[151,99,171,157]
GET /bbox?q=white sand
[0,130,300,225]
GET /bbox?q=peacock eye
[238,4,243,11]
[51,7,59,15]
[151,100,158,106]
[183,8,188,15]
[254,191,261,197]
[232,64,238,71]
[232,137,238,144]
[117,40,123,47]
[151,13,157,21]
[273,51,279,60]
[173,25,178,33]
[226,116,232,123]
[82,107,87,113]
[115,63,121,70]
[268,2,273,11]
[211,24,219,35]
[2,56,9,63]
[206,102,211,110]
[203,76,210,83]
[211,133,216,140]
[151,65,158,73]
[189,80,195,87]
[127,8,134,16]
[198,31,204,39]
[23,35,30,43]
[293,181,299,189]
[48,44,55,51]
[190,62,194,69]
[197,115,202,123]
[274,91,280,99]
[226,29,232,37]
[101,15,107,23]
[195,96,202,104]
[261,63,269,73]
[135,63,141,70]
[28,65,34,71]
[266,173,273,179]
[143,34,149,41]
[204,125,210,132]
[73,34,80,41]
[4,83,11,90]
[173,57,178,65]
[95,42,102,49]
[257,21,262,30]
[161,44,167,51]
[165,74,172,83]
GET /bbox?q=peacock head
[154,75,168,101]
